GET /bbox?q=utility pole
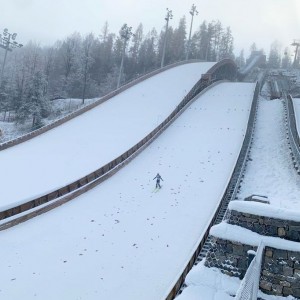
[0,28,23,86]
[186,4,198,61]
[117,24,134,89]
[291,40,300,68]
[161,8,173,68]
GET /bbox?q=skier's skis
[154,186,162,193]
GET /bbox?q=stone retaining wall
[226,209,300,242]
[205,232,300,298]
[260,246,300,298]
[204,236,257,278]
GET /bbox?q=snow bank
[229,200,300,222]
[210,222,300,252]
[176,261,239,300]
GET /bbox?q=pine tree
[95,24,115,85]
[137,29,158,73]
[211,21,223,61]
[219,27,234,60]
[80,33,95,104]
[236,49,246,69]
[250,43,257,53]
[16,71,49,129]
[129,24,144,76]
[59,33,81,97]
[171,17,187,62]
[192,21,208,60]
[281,47,292,69]
[268,41,281,69]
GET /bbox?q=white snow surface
[0,62,216,210]
[210,222,300,251]
[0,82,255,300]
[176,259,297,300]
[238,86,300,211]
[228,200,300,222]
[176,261,240,300]
[175,85,300,300]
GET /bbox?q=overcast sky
[1,0,300,56]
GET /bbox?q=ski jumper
[153,173,163,189]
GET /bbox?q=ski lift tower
[291,39,300,67]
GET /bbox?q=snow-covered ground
[0,82,255,299]
[0,98,99,143]
[177,83,300,300]
[238,86,300,210]
[0,62,216,210]
[177,230,297,300]
[177,261,240,300]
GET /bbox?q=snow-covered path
[0,82,255,300]
[0,62,215,210]
[238,89,300,210]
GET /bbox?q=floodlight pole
[161,8,173,68]
[186,4,198,60]
[291,40,300,68]
[117,24,134,89]
[0,28,23,86]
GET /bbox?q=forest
[0,16,293,129]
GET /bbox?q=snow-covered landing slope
[0,62,215,210]
[0,82,256,300]
[238,94,300,210]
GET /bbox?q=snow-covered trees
[0,19,236,129]
[268,41,282,69]
[281,47,292,69]
[219,27,234,60]
[185,20,234,61]
[137,29,158,73]
[16,71,50,128]
[235,50,246,69]
[171,17,187,62]
[80,33,95,103]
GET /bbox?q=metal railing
[234,242,265,300]
[284,94,300,174]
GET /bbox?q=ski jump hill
[0,59,237,218]
[0,59,259,300]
